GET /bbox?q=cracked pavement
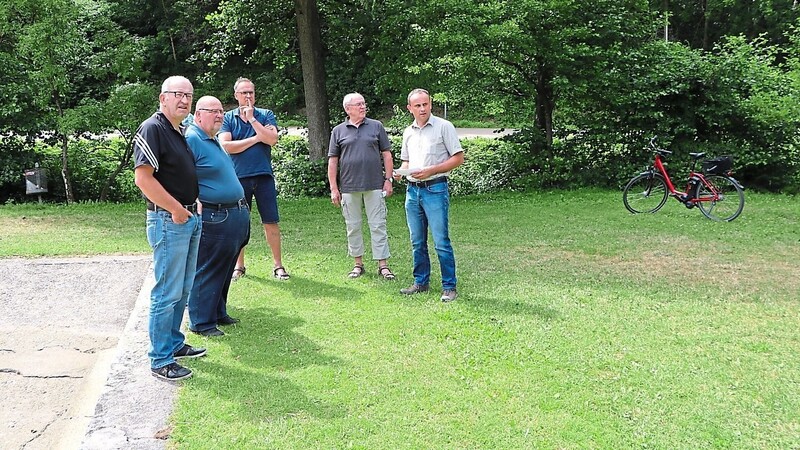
[0,256,176,450]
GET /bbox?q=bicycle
[622,137,745,221]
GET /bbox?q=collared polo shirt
[220,107,278,178]
[185,122,245,204]
[400,115,463,182]
[133,111,199,205]
[328,117,392,192]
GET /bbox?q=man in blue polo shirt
[219,77,290,281]
[186,96,250,337]
[133,76,206,381]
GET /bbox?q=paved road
[0,256,174,450]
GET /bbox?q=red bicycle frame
[652,153,720,204]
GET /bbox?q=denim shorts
[240,174,279,224]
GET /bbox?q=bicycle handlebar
[648,136,672,156]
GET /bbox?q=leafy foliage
[272,136,328,197]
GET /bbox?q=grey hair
[234,77,254,92]
[407,88,430,104]
[342,92,363,109]
[161,75,191,93]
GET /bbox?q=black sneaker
[217,316,240,326]
[151,362,192,381]
[174,344,207,359]
[191,327,225,337]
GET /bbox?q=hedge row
[2,130,798,204]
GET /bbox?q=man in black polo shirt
[133,75,206,381]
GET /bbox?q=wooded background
[1,0,799,202]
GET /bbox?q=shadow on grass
[186,307,345,423]
[241,273,366,302]
[189,360,346,423]
[464,292,561,320]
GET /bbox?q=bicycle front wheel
[694,175,745,222]
[623,173,668,214]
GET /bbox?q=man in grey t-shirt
[328,93,396,280]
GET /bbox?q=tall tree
[0,0,146,203]
[653,0,800,50]
[388,0,655,147]
[294,0,330,160]
[206,0,330,159]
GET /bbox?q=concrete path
[0,256,175,450]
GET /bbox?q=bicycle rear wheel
[694,175,745,222]
[623,173,668,214]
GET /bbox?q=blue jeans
[405,181,457,290]
[188,204,250,332]
[146,210,202,369]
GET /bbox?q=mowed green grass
[1,190,798,449]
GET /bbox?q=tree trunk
[53,95,75,204]
[59,133,75,204]
[534,63,555,148]
[294,0,330,161]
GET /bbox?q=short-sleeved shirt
[185,122,245,204]
[400,115,463,182]
[219,107,278,178]
[133,111,199,205]
[328,117,392,193]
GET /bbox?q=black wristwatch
[384,177,392,182]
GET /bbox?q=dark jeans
[188,203,250,332]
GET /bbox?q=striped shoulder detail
[134,132,159,172]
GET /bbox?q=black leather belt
[201,198,248,210]
[408,177,447,188]
[146,202,198,213]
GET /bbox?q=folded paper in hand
[393,168,420,176]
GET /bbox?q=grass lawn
[1,190,798,449]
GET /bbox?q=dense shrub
[3,138,140,204]
[272,135,328,197]
[0,136,41,203]
[551,38,800,193]
[448,138,531,195]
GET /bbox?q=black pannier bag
[702,156,733,175]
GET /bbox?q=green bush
[272,135,328,198]
[0,136,42,203]
[448,138,530,195]
[27,138,139,203]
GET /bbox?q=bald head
[193,96,225,136]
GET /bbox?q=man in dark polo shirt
[328,92,396,280]
[133,75,206,381]
[186,96,250,337]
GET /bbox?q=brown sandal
[231,267,246,281]
[378,266,396,280]
[273,266,290,280]
[348,264,365,278]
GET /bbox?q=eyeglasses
[198,108,224,115]
[163,91,193,100]
[347,101,366,107]
[236,91,254,96]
